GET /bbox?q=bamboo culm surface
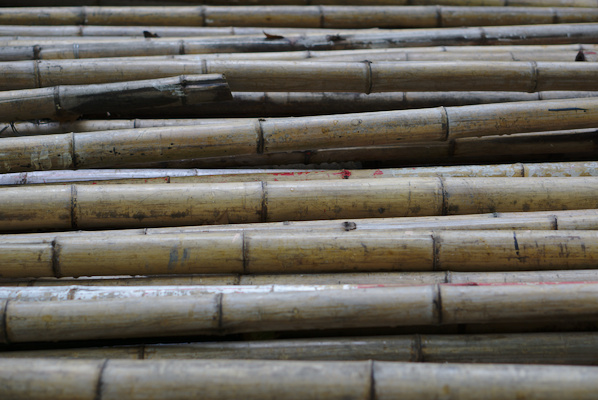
[3,359,598,400]
[1,176,598,232]
[2,97,597,172]
[2,6,598,28]
[2,332,598,365]
[0,74,231,122]
[1,283,598,342]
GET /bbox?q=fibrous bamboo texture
[0,74,231,122]
[2,332,598,365]
[1,6,598,28]
[1,283,598,341]
[2,359,598,400]
[1,177,598,231]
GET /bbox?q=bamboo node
[529,61,539,93]
[94,359,109,400]
[0,300,8,344]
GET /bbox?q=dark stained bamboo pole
[0,74,231,122]
[2,332,597,365]
[1,98,597,173]
[2,359,598,400]
[2,22,598,62]
[1,6,597,28]
[1,283,598,342]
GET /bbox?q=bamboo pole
[3,22,598,62]
[2,359,598,400]
[3,228,598,277]
[0,74,231,122]
[1,6,597,28]
[0,177,597,232]
[1,283,598,341]
[2,332,598,364]
[2,98,598,172]
[1,160,597,186]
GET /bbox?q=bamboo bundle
[2,332,598,365]
[2,359,598,400]
[5,229,598,277]
[1,283,598,341]
[3,98,598,172]
[0,177,597,232]
[0,74,231,122]
[2,6,598,28]
[3,22,598,62]
[0,160,597,186]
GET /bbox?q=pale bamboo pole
[3,269,598,287]
[0,160,597,186]
[2,332,598,364]
[2,98,598,173]
[3,228,598,277]
[3,22,598,63]
[1,6,597,28]
[1,283,598,342]
[2,359,598,400]
[0,74,231,122]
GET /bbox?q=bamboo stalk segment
[0,74,231,122]
[2,332,598,365]
[1,283,598,342]
[1,6,597,28]
[2,229,598,277]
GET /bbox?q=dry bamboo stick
[0,74,231,122]
[6,59,598,93]
[1,160,597,186]
[3,22,598,62]
[2,98,598,173]
[2,332,597,365]
[4,269,598,287]
[0,177,597,232]
[2,359,598,400]
[1,283,598,341]
[3,228,598,277]
[1,6,597,28]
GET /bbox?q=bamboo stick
[3,228,598,277]
[1,283,598,341]
[2,98,598,172]
[0,177,597,232]
[2,332,597,364]
[0,74,231,122]
[1,160,597,186]
[1,6,597,28]
[3,22,598,62]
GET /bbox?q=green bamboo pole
[2,332,597,364]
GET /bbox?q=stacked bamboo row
[1,1,598,399]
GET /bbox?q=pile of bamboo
[1,1,598,398]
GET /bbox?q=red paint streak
[373,170,383,176]
[333,169,352,179]
[585,51,597,55]
[92,182,97,185]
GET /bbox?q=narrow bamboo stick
[3,98,598,172]
[1,160,597,186]
[2,332,597,365]
[1,283,598,342]
[1,6,597,28]
[3,22,598,62]
[0,177,597,232]
[3,229,598,277]
[0,74,231,122]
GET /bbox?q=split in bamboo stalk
[2,283,598,341]
[2,332,598,365]
[3,359,598,400]
[2,6,598,28]
[5,228,598,277]
[3,23,598,62]
[1,160,597,186]
[2,98,598,173]
[0,74,231,122]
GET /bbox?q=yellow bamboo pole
[1,283,598,341]
[1,6,597,28]
[2,332,597,364]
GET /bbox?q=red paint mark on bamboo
[373,170,383,176]
[333,169,352,179]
